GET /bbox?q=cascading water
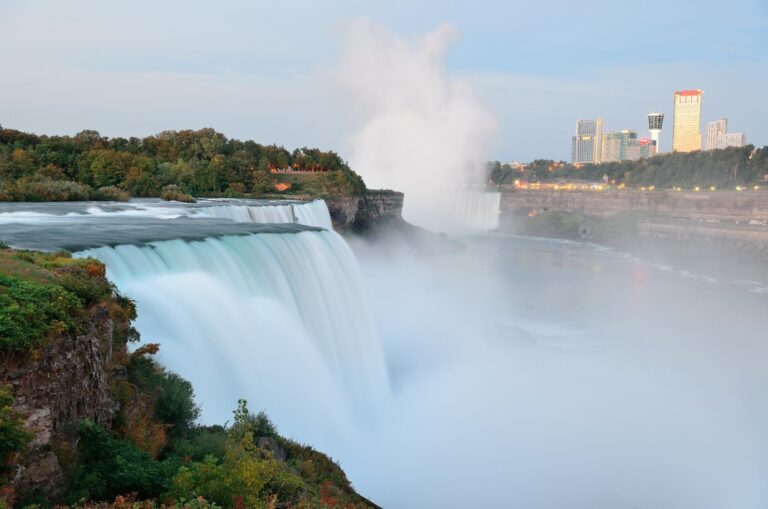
[192,199,333,229]
[455,191,501,231]
[75,229,389,430]
[0,198,333,229]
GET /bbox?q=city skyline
[568,87,757,165]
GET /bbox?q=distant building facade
[639,138,657,159]
[672,90,702,152]
[718,132,747,149]
[706,118,727,150]
[571,118,604,164]
[601,129,655,162]
[705,118,746,150]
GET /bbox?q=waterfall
[292,200,335,230]
[75,229,388,426]
[193,199,333,229]
[0,199,334,229]
[193,203,295,223]
[455,191,501,231]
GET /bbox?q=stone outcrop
[326,190,404,232]
[3,305,120,498]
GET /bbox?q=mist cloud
[335,21,498,229]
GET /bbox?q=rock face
[501,189,768,250]
[326,190,404,232]
[3,306,120,498]
[501,189,768,223]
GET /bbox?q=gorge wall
[501,189,768,250]
[501,189,768,223]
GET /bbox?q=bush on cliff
[127,349,200,443]
[66,420,179,503]
[155,373,200,440]
[166,400,304,508]
[0,272,81,355]
[0,385,31,475]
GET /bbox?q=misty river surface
[3,200,767,508]
[348,232,768,509]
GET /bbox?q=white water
[192,199,333,229]
[0,199,333,229]
[455,190,501,231]
[403,190,501,232]
[76,229,388,428]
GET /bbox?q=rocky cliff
[0,250,132,505]
[5,306,120,499]
[326,189,405,232]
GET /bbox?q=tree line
[487,145,768,189]
[0,127,365,201]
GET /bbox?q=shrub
[160,185,195,203]
[94,185,131,202]
[13,178,93,201]
[230,401,277,441]
[170,426,227,462]
[155,373,200,440]
[165,401,306,508]
[0,385,32,474]
[66,420,179,503]
[0,273,81,354]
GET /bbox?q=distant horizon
[1,0,766,163]
[1,121,762,167]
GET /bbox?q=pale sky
[1,0,766,162]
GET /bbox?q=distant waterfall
[194,199,333,229]
[455,191,501,231]
[76,229,388,424]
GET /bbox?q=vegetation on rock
[0,249,120,357]
[0,386,31,476]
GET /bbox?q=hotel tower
[672,90,702,152]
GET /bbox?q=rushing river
[2,198,767,508]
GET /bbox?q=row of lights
[514,181,763,192]
[633,185,761,192]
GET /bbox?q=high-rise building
[648,112,664,153]
[602,129,641,162]
[706,118,727,150]
[705,118,747,150]
[571,118,604,164]
[672,89,702,152]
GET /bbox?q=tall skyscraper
[571,118,604,164]
[705,118,747,150]
[706,118,727,150]
[672,89,702,152]
[648,112,664,153]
